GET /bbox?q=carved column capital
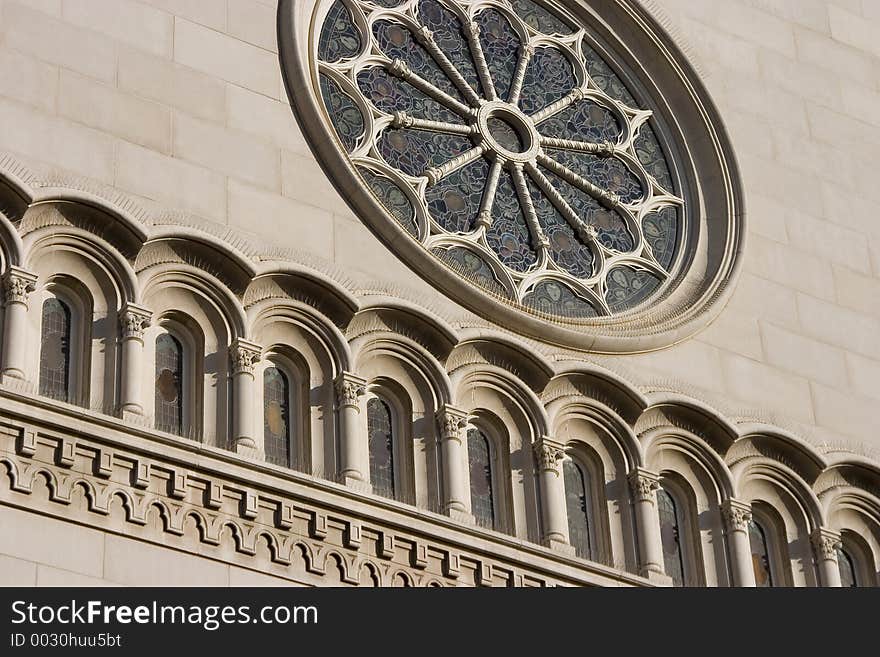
[628,468,660,503]
[721,499,753,533]
[2,267,37,307]
[436,405,468,443]
[812,528,842,562]
[229,338,262,376]
[119,303,152,341]
[533,436,565,475]
[335,372,367,410]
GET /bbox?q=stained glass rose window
[280,0,745,351]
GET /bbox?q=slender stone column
[533,436,574,554]
[721,499,756,587]
[335,372,368,491]
[1,267,38,383]
[229,339,262,457]
[812,528,843,587]
[628,468,670,583]
[435,404,473,522]
[118,303,152,420]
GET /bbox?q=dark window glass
[367,397,395,499]
[155,333,183,435]
[263,366,291,467]
[837,546,858,588]
[748,518,774,587]
[39,298,72,402]
[468,428,495,529]
[657,487,686,587]
[563,459,592,559]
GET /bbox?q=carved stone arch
[0,456,22,491]
[449,331,554,395]
[20,198,145,262]
[545,366,648,427]
[728,427,827,489]
[251,302,348,477]
[142,231,255,297]
[358,559,382,587]
[735,459,826,586]
[636,394,738,458]
[245,268,358,330]
[249,298,351,376]
[348,299,458,364]
[139,265,246,342]
[550,399,641,473]
[0,166,32,226]
[109,489,137,524]
[352,333,453,413]
[643,428,736,586]
[390,570,414,587]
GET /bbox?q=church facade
[0,0,878,587]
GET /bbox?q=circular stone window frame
[279,0,746,354]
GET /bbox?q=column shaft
[118,303,151,420]
[336,372,368,490]
[1,268,37,382]
[629,468,668,583]
[813,529,843,587]
[436,405,470,519]
[722,499,756,587]
[230,339,262,457]
[534,437,572,553]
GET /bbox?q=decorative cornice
[721,499,752,533]
[627,468,660,503]
[335,372,367,409]
[2,266,37,306]
[229,339,262,376]
[812,528,842,562]
[119,303,152,340]
[436,404,468,442]
[533,436,565,474]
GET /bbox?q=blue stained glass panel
[377,128,472,177]
[373,20,464,103]
[635,122,675,191]
[657,487,686,587]
[318,0,361,63]
[476,9,521,101]
[539,166,634,252]
[356,66,462,124]
[425,158,488,233]
[525,175,593,278]
[605,266,661,312]
[523,280,599,318]
[582,40,638,106]
[372,0,404,6]
[564,460,593,559]
[468,428,495,530]
[319,74,364,152]
[433,246,507,297]
[511,0,575,34]
[547,148,645,203]
[536,99,621,143]
[367,397,396,499]
[518,47,577,115]
[642,206,678,271]
[358,167,418,237]
[418,0,482,96]
[486,169,538,273]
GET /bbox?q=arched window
[468,428,495,530]
[657,486,686,587]
[837,546,858,588]
[39,298,72,402]
[748,517,774,587]
[367,396,395,499]
[155,333,184,435]
[563,459,593,559]
[263,366,291,467]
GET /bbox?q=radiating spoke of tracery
[316,0,684,317]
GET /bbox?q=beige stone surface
[0,0,876,485]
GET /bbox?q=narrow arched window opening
[263,366,291,467]
[468,427,495,530]
[563,459,593,559]
[367,396,395,499]
[837,546,858,588]
[155,333,184,436]
[748,518,774,587]
[657,486,686,587]
[39,298,72,402]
